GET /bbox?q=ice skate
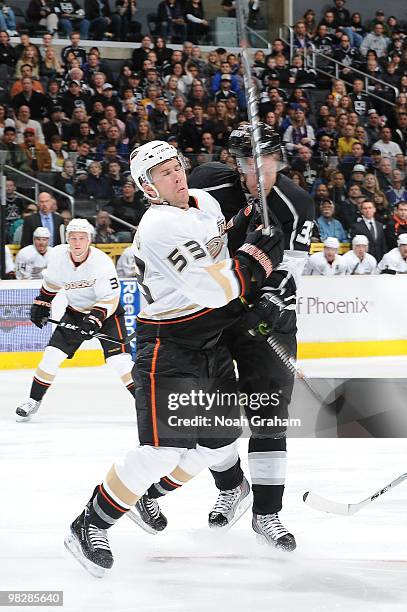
[127,494,168,535]
[64,507,113,578]
[208,476,252,530]
[252,513,296,551]
[16,399,41,422]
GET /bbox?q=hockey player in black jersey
[139,124,315,551]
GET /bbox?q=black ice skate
[16,399,41,422]
[127,494,168,535]
[208,476,252,530]
[64,506,113,578]
[252,513,296,551]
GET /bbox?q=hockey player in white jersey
[15,227,53,280]
[116,245,136,278]
[342,235,377,275]
[65,140,284,576]
[378,233,407,273]
[16,218,135,422]
[303,237,346,275]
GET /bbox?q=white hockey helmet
[33,227,51,239]
[129,140,185,201]
[397,233,407,246]
[352,234,369,247]
[66,218,94,239]
[323,237,340,250]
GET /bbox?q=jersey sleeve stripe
[233,257,246,297]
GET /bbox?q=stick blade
[303,491,352,515]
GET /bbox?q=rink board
[0,277,406,368]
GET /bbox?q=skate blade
[126,509,159,535]
[64,531,106,578]
[209,491,253,533]
[255,532,296,552]
[16,413,32,423]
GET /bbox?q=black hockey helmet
[229,122,287,172]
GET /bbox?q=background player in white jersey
[378,234,407,273]
[140,125,314,551]
[15,227,53,280]
[116,245,136,278]
[16,219,135,422]
[303,237,346,275]
[342,235,377,275]
[65,141,284,576]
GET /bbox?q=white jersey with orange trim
[15,245,54,280]
[132,188,244,320]
[42,244,121,316]
[342,250,377,275]
[303,251,346,276]
[116,246,136,278]
[378,248,407,274]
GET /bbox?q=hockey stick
[235,0,274,232]
[303,472,407,515]
[48,318,136,345]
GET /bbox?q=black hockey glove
[226,202,255,234]
[79,311,104,340]
[30,300,51,329]
[235,227,284,287]
[245,290,282,337]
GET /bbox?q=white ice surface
[1,360,407,612]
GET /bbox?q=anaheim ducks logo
[206,236,223,259]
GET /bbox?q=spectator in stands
[0,126,32,174]
[0,6,17,37]
[282,106,315,155]
[378,233,407,273]
[54,1,90,39]
[372,126,403,158]
[340,143,373,179]
[12,78,50,121]
[105,180,147,231]
[20,127,52,172]
[61,32,87,66]
[185,0,209,44]
[84,0,121,40]
[116,0,142,42]
[375,156,394,192]
[0,31,16,76]
[43,106,67,144]
[384,200,407,249]
[15,226,53,280]
[337,124,358,159]
[93,210,118,243]
[198,131,222,161]
[9,203,39,245]
[367,9,391,36]
[0,104,15,139]
[26,0,58,36]
[179,104,214,153]
[21,191,64,248]
[337,183,365,231]
[49,135,68,172]
[385,170,407,208]
[361,171,381,200]
[107,160,126,197]
[157,0,186,43]
[316,199,348,242]
[293,20,310,53]
[342,234,378,274]
[62,80,91,116]
[330,171,347,207]
[221,0,236,18]
[4,179,24,241]
[350,200,387,261]
[79,160,113,200]
[303,237,346,275]
[131,35,153,71]
[291,145,320,190]
[40,48,64,81]
[392,113,407,154]
[360,23,389,58]
[55,159,78,208]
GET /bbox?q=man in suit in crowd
[20,192,64,248]
[350,200,387,261]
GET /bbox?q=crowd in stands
[2,0,407,277]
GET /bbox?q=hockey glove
[235,227,284,287]
[79,311,104,340]
[245,290,282,337]
[30,300,51,329]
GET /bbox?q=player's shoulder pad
[135,205,193,246]
[89,245,117,267]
